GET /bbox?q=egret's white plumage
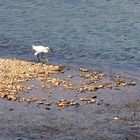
[32,45,49,55]
[32,45,49,62]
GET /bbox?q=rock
[79,68,89,72]
[67,75,73,78]
[129,81,136,86]
[42,98,46,101]
[60,99,66,102]
[57,103,65,108]
[9,108,14,111]
[80,98,86,101]
[113,117,119,120]
[98,85,104,88]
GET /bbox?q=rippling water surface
[0,0,140,75]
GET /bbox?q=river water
[0,0,140,76]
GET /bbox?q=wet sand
[0,58,140,140]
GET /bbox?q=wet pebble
[79,68,89,72]
[0,58,136,110]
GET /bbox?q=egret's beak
[49,48,53,52]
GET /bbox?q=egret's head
[43,47,49,53]
[45,47,49,50]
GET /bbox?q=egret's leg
[41,53,45,59]
[37,54,41,62]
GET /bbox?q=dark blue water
[0,0,140,76]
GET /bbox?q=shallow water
[0,0,140,76]
[0,66,140,140]
[0,1,140,140]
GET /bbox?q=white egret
[32,45,49,62]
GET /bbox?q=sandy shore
[0,58,139,140]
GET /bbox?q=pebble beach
[0,58,136,108]
[0,58,140,139]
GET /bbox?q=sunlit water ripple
[0,0,140,76]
